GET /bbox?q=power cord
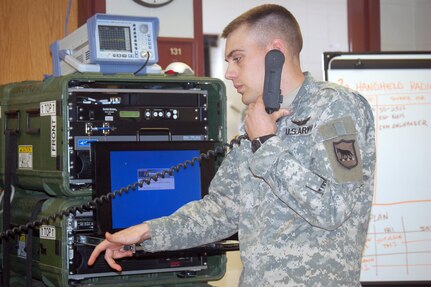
[0,134,248,242]
[64,0,73,36]
[133,51,150,75]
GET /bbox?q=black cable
[133,51,150,75]
[2,130,17,287]
[0,135,248,242]
[26,199,46,287]
[64,0,73,36]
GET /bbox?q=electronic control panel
[51,14,159,76]
[67,82,211,187]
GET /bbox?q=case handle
[136,128,172,142]
[4,110,20,134]
[25,108,41,135]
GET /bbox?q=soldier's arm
[140,150,241,251]
[249,98,375,230]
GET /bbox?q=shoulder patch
[318,117,363,183]
[333,139,358,169]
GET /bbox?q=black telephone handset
[263,49,285,114]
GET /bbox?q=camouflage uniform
[141,72,376,287]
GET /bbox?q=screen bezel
[92,141,219,235]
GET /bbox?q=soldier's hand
[245,96,290,140]
[87,223,151,272]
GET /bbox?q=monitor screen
[98,25,132,52]
[92,141,220,234]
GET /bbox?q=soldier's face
[224,25,267,105]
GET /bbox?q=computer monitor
[91,141,220,235]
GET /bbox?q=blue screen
[110,149,201,229]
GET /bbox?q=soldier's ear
[267,39,286,55]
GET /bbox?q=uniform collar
[280,86,300,109]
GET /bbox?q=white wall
[202,0,348,139]
[414,0,431,50]
[381,0,431,51]
[106,0,194,38]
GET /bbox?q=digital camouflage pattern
[141,73,376,286]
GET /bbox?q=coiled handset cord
[0,134,249,242]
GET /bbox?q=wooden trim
[158,37,196,43]
[368,1,381,51]
[193,0,204,76]
[77,0,106,25]
[347,0,380,52]
[204,35,219,76]
[157,37,196,70]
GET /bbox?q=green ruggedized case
[0,73,230,286]
[4,191,227,287]
[0,74,227,197]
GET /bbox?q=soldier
[88,4,376,286]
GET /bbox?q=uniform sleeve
[140,150,241,252]
[248,98,375,231]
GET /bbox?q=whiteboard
[325,53,431,283]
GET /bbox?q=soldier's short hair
[221,4,303,58]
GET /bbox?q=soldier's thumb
[271,108,291,121]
